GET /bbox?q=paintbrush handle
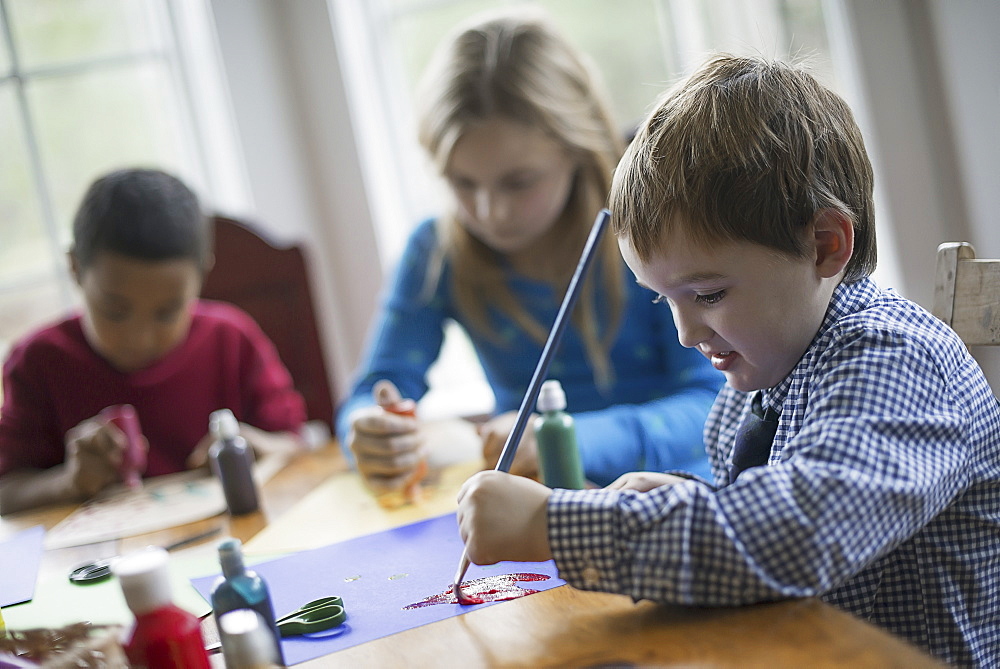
[453,548,471,594]
[494,208,610,473]
[454,209,610,599]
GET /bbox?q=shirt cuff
[548,487,626,593]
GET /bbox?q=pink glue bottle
[113,547,211,669]
[100,404,146,489]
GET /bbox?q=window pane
[389,0,498,97]
[8,0,165,70]
[0,280,69,360]
[540,0,673,129]
[389,0,672,134]
[781,0,836,88]
[0,85,56,284]
[26,61,193,241]
[0,17,11,75]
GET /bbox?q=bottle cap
[218,537,246,577]
[114,547,173,615]
[219,609,281,666]
[536,379,566,412]
[210,409,240,440]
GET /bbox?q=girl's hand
[64,417,125,498]
[346,381,426,495]
[605,471,688,492]
[457,470,552,565]
[479,411,540,479]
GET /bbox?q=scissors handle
[276,597,347,637]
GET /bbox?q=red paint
[403,573,550,609]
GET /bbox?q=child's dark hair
[611,54,877,282]
[71,168,210,269]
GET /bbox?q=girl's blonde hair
[416,7,625,388]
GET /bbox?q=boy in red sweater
[0,168,306,514]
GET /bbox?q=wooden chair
[201,215,336,428]
[932,242,1000,346]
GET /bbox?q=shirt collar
[759,277,880,414]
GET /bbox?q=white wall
[207,0,1000,398]
[207,0,384,402]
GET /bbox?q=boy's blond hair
[611,55,876,282]
[416,7,625,387]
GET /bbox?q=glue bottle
[533,379,586,490]
[373,380,427,508]
[114,547,211,669]
[218,609,283,668]
[211,538,284,666]
[209,408,260,515]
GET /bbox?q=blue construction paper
[0,525,45,606]
[190,512,564,665]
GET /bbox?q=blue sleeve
[335,220,449,455]
[574,304,723,487]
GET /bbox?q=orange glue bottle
[374,381,426,508]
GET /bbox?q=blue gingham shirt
[549,278,1000,667]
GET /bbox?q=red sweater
[0,300,305,478]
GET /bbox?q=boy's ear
[67,249,82,286]
[812,208,853,279]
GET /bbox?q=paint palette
[44,456,286,549]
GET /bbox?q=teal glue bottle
[211,538,285,666]
[533,379,586,490]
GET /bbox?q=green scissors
[276,596,347,637]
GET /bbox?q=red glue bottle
[113,547,211,669]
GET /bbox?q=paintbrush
[453,208,611,603]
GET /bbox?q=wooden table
[1,434,944,668]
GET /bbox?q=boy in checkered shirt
[456,54,1000,667]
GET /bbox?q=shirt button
[582,566,601,587]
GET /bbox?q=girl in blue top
[337,8,721,495]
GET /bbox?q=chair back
[932,242,1000,346]
[202,216,336,427]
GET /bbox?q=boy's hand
[346,382,426,495]
[456,470,552,565]
[64,418,126,498]
[480,411,540,479]
[606,471,688,492]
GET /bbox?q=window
[336,0,837,268]
[0,0,244,360]
[333,0,839,419]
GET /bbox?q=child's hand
[186,423,304,470]
[346,381,426,495]
[239,424,305,461]
[64,418,127,498]
[605,471,688,492]
[479,411,540,479]
[456,470,552,565]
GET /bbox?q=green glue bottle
[533,379,586,490]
